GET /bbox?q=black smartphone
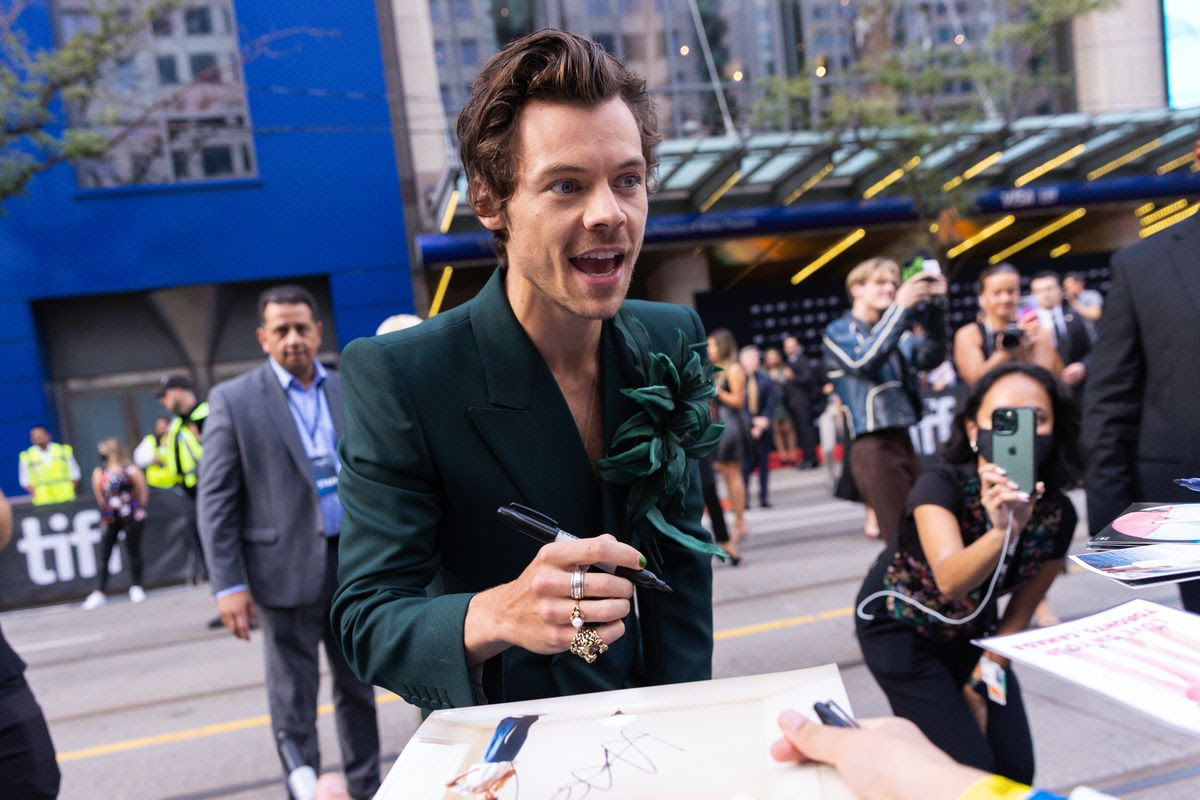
[991,407,1036,494]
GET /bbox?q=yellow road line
[56,693,403,763]
[58,608,849,764]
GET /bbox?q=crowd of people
[5,27,1195,800]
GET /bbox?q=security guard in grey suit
[198,285,379,799]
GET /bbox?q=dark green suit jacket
[332,269,714,711]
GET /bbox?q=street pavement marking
[18,633,104,653]
[714,606,851,641]
[56,693,404,763]
[57,608,853,764]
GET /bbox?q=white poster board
[977,599,1200,736]
[377,665,856,800]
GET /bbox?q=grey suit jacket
[197,362,344,608]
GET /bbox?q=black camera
[999,325,1025,351]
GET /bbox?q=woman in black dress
[707,328,750,557]
[855,363,1082,784]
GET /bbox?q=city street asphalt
[4,467,1199,799]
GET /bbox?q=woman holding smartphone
[853,363,1081,784]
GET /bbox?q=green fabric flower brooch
[598,308,728,569]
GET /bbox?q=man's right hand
[217,589,257,641]
[463,534,641,666]
[894,274,946,309]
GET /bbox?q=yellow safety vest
[20,443,77,505]
[164,402,209,489]
[140,434,175,489]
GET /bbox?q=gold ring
[569,627,608,663]
[569,603,584,629]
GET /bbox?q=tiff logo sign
[16,509,122,586]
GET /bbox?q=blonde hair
[98,438,132,467]
[845,257,900,295]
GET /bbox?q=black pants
[98,517,145,591]
[857,615,1035,784]
[180,490,209,583]
[786,391,817,465]
[698,457,730,544]
[0,674,60,800]
[741,427,772,506]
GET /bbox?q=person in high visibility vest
[132,417,175,490]
[18,426,80,505]
[157,374,211,587]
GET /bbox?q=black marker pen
[813,700,860,729]
[497,503,673,593]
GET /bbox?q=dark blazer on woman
[332,269,715,711]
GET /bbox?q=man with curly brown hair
[332,30,717,711]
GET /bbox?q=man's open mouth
[569,250,625,276]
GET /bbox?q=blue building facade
[0,2,412,497]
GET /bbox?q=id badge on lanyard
[311,453,338,497]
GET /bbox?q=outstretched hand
[770,712,988,800]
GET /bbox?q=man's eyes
[548,175,643,194]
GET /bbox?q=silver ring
[570,567,585,601]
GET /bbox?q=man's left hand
[217,589,257,641]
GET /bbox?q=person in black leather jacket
[823,257,947,545]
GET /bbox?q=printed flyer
[977,599,1200,734]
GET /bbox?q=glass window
[115,57,139,91]
[588,0,611,15]
[460,38,479,65]
[201,145,234,176]
[594,33,615,53]
[453,0,472,20]
[190,52,220,82]
[59,9,97,40]
[156,55,179,86]
[184,6,213,35]
[619,0,640,13]
[171,150,191,178]
[430,0,443,23]
[151,13,173,37]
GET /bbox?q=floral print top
[879,463,1076,641]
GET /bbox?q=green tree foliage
[0,0,182,206]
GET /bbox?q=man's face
[158,388,182,415]
[1062,276,1081,299]
[851,270,898,313]
[480,96,648,322]
[257,302,323,377]
[1030,276,1062,309]
[30,427,49,448]
[783,336,799,357]
[739,348,761,374]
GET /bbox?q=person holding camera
[822,257,947,546]
[953,264,1061,387]
[853,363,1082,784]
